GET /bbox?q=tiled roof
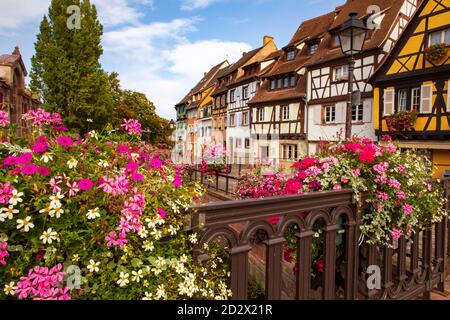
[305,0,405,67]
[248,76,307,105]
[191,60,228,95]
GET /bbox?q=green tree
[30,0,114,132]
[108,73,174,147]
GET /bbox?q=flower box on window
[385,109,418,134]
[424,43,449,64]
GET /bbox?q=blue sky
[0,0,343,119]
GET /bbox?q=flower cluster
[385,110,418,134]
[22,108,66,131]
[121,119,143,135]
[0,109,230,301]
[200,143,229,176]
[15,264,70,300]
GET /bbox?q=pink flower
[125,161,139,174]
[78,178,94,191]
[358,144,376,163]
[66,181,79,197]
[0,241,9,266]
[31,142,48,154]
[333,184,342,190]
[386,144,397,153]
[0,110,10,127]
[391,229,402,240]
[151,157,162,169]
[403,204,413,215]
[341,176,348,184]
[353,168,361,177]
[121,118,143,135]
[38,166,51,177]
[21,164,38,175]
[373,162,389,175]
[396,191,406,200]
[131,173,144,182]
[36,136,48,144]
[157,208,166,219]
[56,136,74,147]
[117,145,130,154]
[3,155,18,167]
[388,178,401,189]
[18,153,33,165]
[49,177,62,193]
[377,192,389,201]
[173,175,182,188]
[267,216,281,225]
[315,259,324,273]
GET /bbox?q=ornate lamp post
[337,12,369,140]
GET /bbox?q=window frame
[242,111,249,126]
[428,28,450,46]
[282,144,299,161]
[352,104,364,122]
[230,89,236,103]
[242,86,249,100]
[281,105,290,121]
[287,50,296,61]
[397,89,408,112]
[332,65,349,82]
[324,105,336,124]
[258,108,265,122]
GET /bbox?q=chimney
[263,35,274,46]
[12,46,21,56]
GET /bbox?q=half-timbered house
[371,0,450,178]
[173,91,192,163]
[305,0,420,154]
[225,36,277,165]
[248,13,336,165]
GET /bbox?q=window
[398,89,408,111]
[333,65,349,82]
[229,114,235,127]
[429,28,450,46]
[242,112,249,126]
[352,105,363,122]
[287,50,296,60]
[333,35,341,48]
[277,78,283,89]
[258,108,265,122]
[309,43,319,55]
[384,89,395,115]
[245,138,250,149]
[230,89,236,103]
[236,138,242,148]
[324,105,336,123]
[290,76,297,87]
[411,88,421,110]
[283,77,289,88]
[270,80,276,90]
[282,145,299,161]
[281,105,290,121]
[243,86,249,99]
[420,84,433,113]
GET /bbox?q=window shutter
[420,84,433,114]
[363,100,373,123]
[447,80,450,112]
[336,103,347,124]
[313,105,322,125]
[383,89,395,116]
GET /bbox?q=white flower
[189,233,198,244]
[16,216,34,232]
[88,130,99,140]
[180,254,188,264]
[49,207,64,219]
[86,208,101,220]
[175,262,185,274]
[40,228,59,244]
[142,292,153,300]
[143,280,149,288]
[40,153,53,163]
[3,282,17,296]
[117,272,130,287]
[0,206,19,220]
[39,205,51,215]
[131,269,143,283]
[8,190,24,206]
[142,241,154,252]
[138,227,148,239]
[167,225,178,236]
[49,200,62,210]
[87,259,100,273]
[151,229,162,240]
[67,158,78,169]
[156,285,166,300]
[97,159,110,168]
[49,192,64,202]
[155,257,166,268]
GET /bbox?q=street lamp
[337,12,369,140]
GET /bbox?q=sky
[0,0,344,120]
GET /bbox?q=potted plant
[425,43,449,64]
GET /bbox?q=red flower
[358,144,376,163]
[267,216,281,225]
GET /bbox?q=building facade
[305,0,420,155]
[371,0,450,178]
[0,47,40,135]
[249,14,336,166]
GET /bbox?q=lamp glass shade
[338,13,368,55]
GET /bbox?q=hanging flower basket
[425,43,449,64]
[385,110,418,134]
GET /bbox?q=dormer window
[287,50,296,61]
[332,35,340,48]
[309,43,319,55]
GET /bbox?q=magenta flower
[78,178,94,191]
[18,153,33,165]
[0,241,9,266]
[151,157,162,169]
[126,161,139,173]
[131,173,144,182]
[157,208,166,219]
[121,118,143,135]
[38,166,51,177]
[56,136,74,147]
[32,142,48,154]
[35,136,48,144]
[21,164,39,175]
[3,155,18,167]
[396,191,406,200]
[377,192,389,201]
[403,204,413,215]
[117,145,130,154]
[391,229,402,240]
[173,174,182,188]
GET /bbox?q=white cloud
[103,18,252,119]
[0,0,49,29]
[180,0,222,11]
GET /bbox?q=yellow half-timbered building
[371,0,450,178]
